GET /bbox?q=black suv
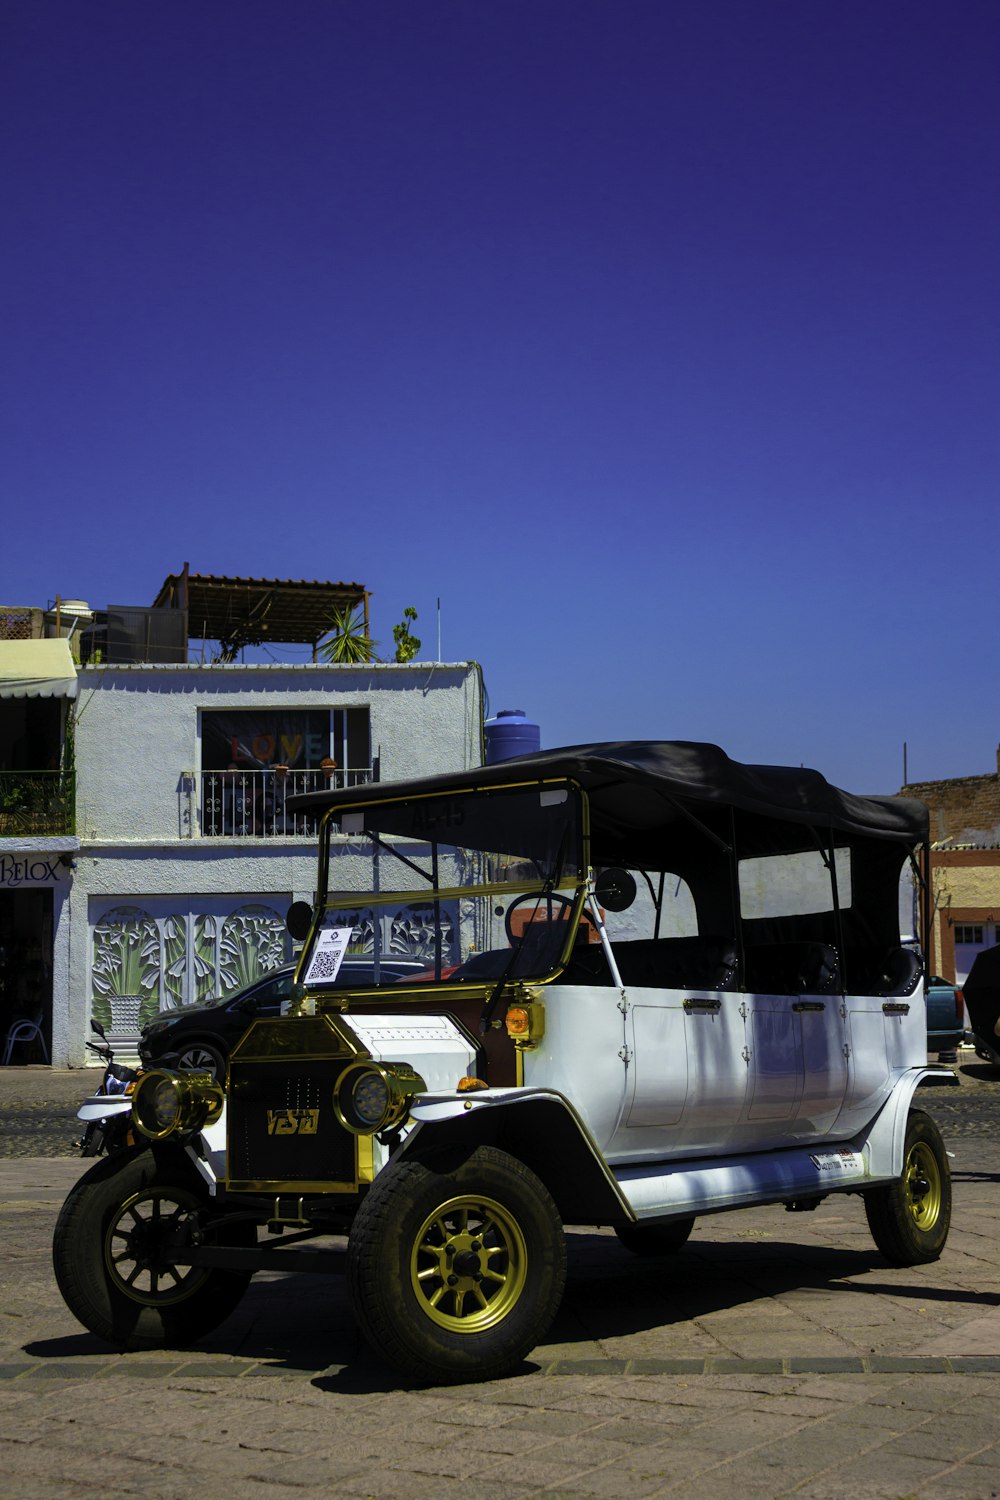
[138,959,425,1080]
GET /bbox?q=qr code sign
[305,926,353,984]
[308,949,343,980]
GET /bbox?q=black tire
[864,1109,951,1266]
[175,1040,226,1082]
[614,1216,695,1257]
[53,1147,255,1350]
[347,1145,567,1385]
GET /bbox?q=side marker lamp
[132,1070,224,1141]
[334,1061,426,1136]
[505,1001,545,1046]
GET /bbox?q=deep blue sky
[4,2,998,793]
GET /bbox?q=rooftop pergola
[154,567,369,660]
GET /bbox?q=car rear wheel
[864,1109,951,1265]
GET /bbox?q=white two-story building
[1,574,484,1067]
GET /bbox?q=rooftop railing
[200,766,374,838]
[0,770,75,836]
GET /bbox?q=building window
[200,708,372,837]
[954,924,984,945]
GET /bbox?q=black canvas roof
[288,740,928,855]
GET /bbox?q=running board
[616,1141,876,1222]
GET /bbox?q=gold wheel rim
[903,1141,942,1230]
[103,1187,210,1306]
[409,1193,528,1333]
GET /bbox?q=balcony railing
[200,766,374,838]
[0,770,75,836]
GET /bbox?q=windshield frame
[296,776,590,991]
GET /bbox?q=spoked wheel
[410,1192,529,1332]
[53,1148,255,1350]
[864,1109,951,1265]
[104,1183,212,1304]
[348,1145,566,1384]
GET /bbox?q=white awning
[0,639,78,699]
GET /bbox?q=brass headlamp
[132,1069,224,1141]
[333,1060,426,1136]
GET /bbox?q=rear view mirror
[594,868,637,912]
[286,901,313,942]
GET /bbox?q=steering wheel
[503,890,576,946]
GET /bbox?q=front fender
[398,1088,632,1226]
[181,1106,228,1195]
[77,1095,134,1123]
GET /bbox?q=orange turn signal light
[457,1076,490,1092]
[504,1001,544,1045]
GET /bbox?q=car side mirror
[594,868,637,912]
[286,901,313,942]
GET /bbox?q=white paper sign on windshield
[304,923,354,985]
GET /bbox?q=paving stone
[626,1359,707,1375]
[704,1357,785,1374]
[94,1360,188,1378]
[546,1463,679,1498]
[550,1359,630,1376]
[867,1355,953,1373]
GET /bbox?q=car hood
[143,999,227,1028]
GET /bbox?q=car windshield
[300,781,584,987]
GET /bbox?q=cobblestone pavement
[1,1063,999,1497]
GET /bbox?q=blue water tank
[484,708,541,764]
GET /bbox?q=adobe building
[902,746,1000,985]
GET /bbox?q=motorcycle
[73,1019,142,1156]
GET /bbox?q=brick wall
[902,745,1000,847]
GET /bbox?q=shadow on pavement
[312,1357,544,1395]
[21,1229,991,1385]
[957,1062,1000,1083]
[551,1233,995,1340]
[25,1332,115,1357]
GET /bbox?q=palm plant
[320,606,378,664]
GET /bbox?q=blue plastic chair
[2,1011,49,1065]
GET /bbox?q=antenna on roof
[437,597,441,661]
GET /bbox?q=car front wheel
[53,1147,254,1349]
[347,1145,567,1384]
